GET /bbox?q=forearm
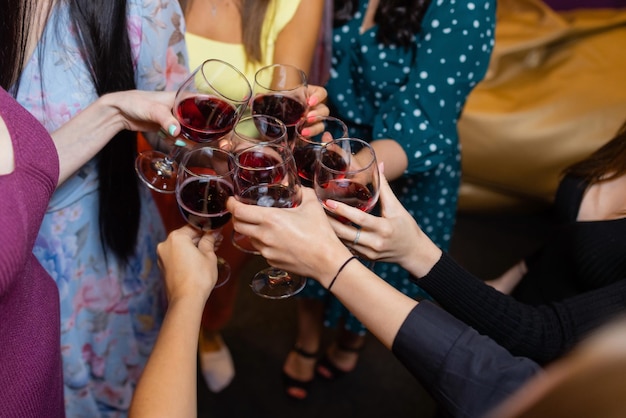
[318,255,418,349]
[51,94,129,185]
[485,261,527,294]
[129,296,205,418]
[370,139,408,181]
[274,0,325,77]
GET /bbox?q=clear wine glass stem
[136,138,188,193]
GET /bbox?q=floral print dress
[16,0,189,416]
[299,0,496,334]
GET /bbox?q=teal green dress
[300,0,496,334]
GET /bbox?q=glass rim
[233,114,288,138]
[319,137,377,174]
[195,58,252,104]
[233,143,295,171]
[179,146,236,179]
[253,63,308,93]
[295,115,349,145]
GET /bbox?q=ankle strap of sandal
[293,345,318,359]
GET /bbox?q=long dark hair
[180,0,271,65]
[333,0,431,48]
[0,0,37,92]
[1,0,140,264]
[564,120,626,185]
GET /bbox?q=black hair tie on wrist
[327,255,359,291]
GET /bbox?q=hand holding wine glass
[175,146,236,288]
[232,142,306,298]
[136,59,251,193]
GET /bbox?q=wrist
[97,93,128,134]
[317,246,355,289]
[167,289,211,310]
[401,237,442,279]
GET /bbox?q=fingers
[324,198,369,228]
[306,85,329,118]
[115,90,179,135]
[147,92,179,136]
[196,231,217,254]
[171,224,202,240]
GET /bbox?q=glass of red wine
[233,142,306,299]
[229,114,288,254]
[293,115,349,188]
[314,137,380,222]
[176,146,236,288]
[136,59,251,193]
[251,63,308,144]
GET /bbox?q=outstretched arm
[129,226,218,418]
[51,90,180,186]
[226,188,541,416]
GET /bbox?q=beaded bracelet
[327,255,359,291]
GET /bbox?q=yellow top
[185,0,301,84]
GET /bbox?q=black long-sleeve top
[513,175,626,304]
[392,301,541,418]
[416,253,626,364]
[414,174,626,364]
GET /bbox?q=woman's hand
[324,165,442,277]
[51,89,181,185]
[305,84,329,119]
[100,90,180,136]
[157,225,218,304]
[227,188,353,285]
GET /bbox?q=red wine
[177,177,233,231]
[292,144,319,187]
[316,179,375,222]
[176,95,237,143]
[238,184,300,209]
[314,149,348,186]
[236,151,286,186]
[252,94,306,140]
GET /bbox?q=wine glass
[232,142,306,299]
[314,137,380,222]
[251,63,309,144]
[176,146,236,288]
[293,115,349,188]
[230,114,288,254]
[136,59,251,193]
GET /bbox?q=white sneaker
[199,334,235,392]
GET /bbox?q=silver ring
[352,227,361,246]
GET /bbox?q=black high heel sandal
[282,346,318,400]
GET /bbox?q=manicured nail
[325,199,338,209]
[174,139,186,147]
[308,96,319,106]
[301,128,311,136]
[168,124,177,136]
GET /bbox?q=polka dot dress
[299,0,495,334]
